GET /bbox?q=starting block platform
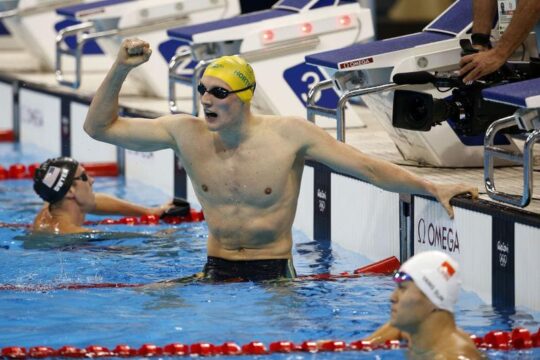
[166,0,374,126]
[305,0,522,167]
[54,0,240,94]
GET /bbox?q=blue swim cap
[33,157,79,203]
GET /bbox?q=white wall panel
[0,82,12,130]
[331,174,400,261]
[125,149,174,198]
[515,223,540,310]
[414,197,492,303]
[70,102,117,163]
[293,165,314,239]
[19,89,61,155]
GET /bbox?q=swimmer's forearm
[84,62,131,139]
[360,157,437,197]
[92,193,156,216]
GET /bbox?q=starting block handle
[168,50,209,115]
[484,115,540,207]
[336,82,400,142]
[55,22,95,89]
[306,79,337,122]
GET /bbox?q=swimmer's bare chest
[184,139,302,208]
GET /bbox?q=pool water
[1,144,540,359]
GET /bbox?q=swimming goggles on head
[197,83,255,99]
[73,172,89,182]
[393,271,413,283]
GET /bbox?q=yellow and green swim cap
[203,55,256,103]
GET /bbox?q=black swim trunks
[202,256,297,282]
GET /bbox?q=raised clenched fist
[116,38,152,68]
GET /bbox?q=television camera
[392,42,539,136]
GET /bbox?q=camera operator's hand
[459,48,507,83]
[433,183,479,219]
[115,38,152,70]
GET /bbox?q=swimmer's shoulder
[260,114,313,133]
[438,332,485,360]
[159,113,207,139]
[160,113,201,127]
[262,114,328,146]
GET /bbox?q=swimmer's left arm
[91,193,172,217]
[363,322,405,344]
[296,118,478,218]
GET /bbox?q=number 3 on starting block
[283,63,339,108]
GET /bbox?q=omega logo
[417,218,460,253]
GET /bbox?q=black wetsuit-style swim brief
[202,256,297,282]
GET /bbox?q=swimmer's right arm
[84,38,179,152]
[91,193,173,217]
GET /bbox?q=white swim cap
[397,251,461,313]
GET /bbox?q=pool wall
[1,73,539,312]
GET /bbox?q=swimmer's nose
[390,288,398,303]
[201,91,213,106]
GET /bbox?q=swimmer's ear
[64,187,76,200]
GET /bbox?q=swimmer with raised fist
[85,38,478,282]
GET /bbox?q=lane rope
[0,207,205,229]
[0,130,14,142]
[0,257,400,292]
[0,162,119,180]
[1,327,539,358]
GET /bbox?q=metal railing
[484,109,540,207]
[55,16,189,88]
[0,0,81,19]
[307,81,400,142]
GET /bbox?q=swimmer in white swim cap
[365,251,484,359]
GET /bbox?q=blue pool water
[1,143,540,359]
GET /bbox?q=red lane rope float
[0,162,118,181]
[0,257,400,292]
[0,211,204,229]
[0,207,204,229]
[83,209,205,227]
[0,129,14,142]
[297,256,400,281]
[2,327,539,358]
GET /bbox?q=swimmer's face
[389,280,437,332]
[70,165,96,212]
[200,76,246,131]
